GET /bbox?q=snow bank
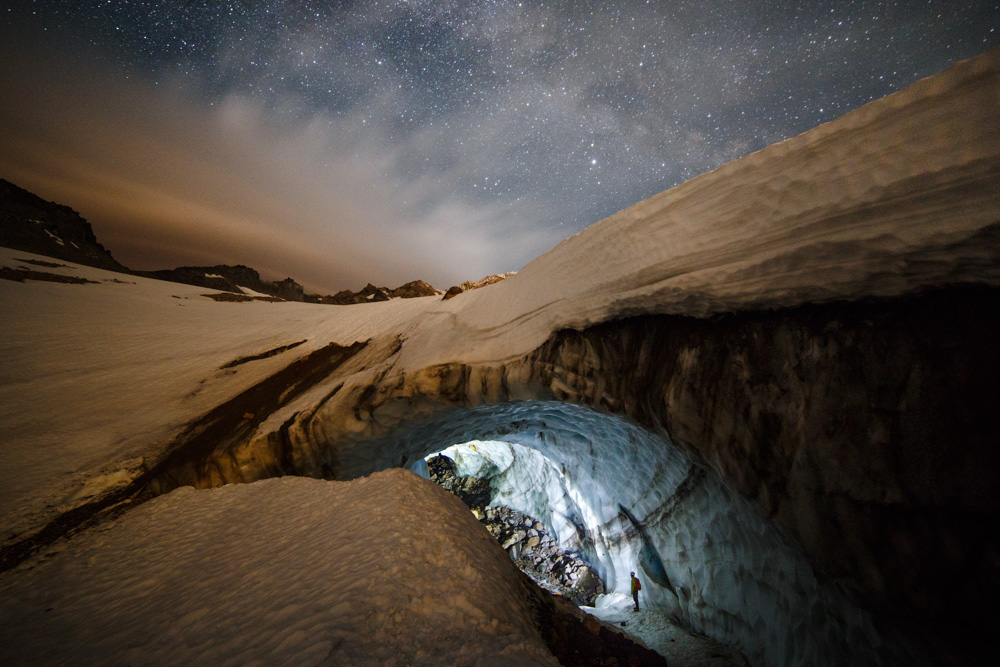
[0,469,558,666]
[236,284,270,297]
[400,48,1000,366]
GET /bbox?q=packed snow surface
[585,594,746,667]
[0,469,558,666]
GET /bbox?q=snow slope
[399,48,1000,366]
[0,246,438,540]
[0,469,559,666]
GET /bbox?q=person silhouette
[630,571,641,611]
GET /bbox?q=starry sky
[1,1,997,293]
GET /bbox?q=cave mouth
[367,399,895,667]
[421,442,608,606]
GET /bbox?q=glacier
[1,47,999,665]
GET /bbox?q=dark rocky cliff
[1,178,439,303]
[134,264,307,301]
[0,179,128,272]
[313,280,440,304]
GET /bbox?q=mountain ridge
[0,178,446,303]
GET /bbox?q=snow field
[0,470,559,666]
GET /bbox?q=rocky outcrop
[390,280,440,299]
[135,264,306,301]
[442,285,464,300]
[0,265,100,285]
[427,454,493,510]
[482,505,606,607]
[269,277,306,301]
[442,272,516,299]
[461,272,516,291]
[322,282,391,304]
[317,280,441,304]
[0,179,128,272]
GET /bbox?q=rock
[442,285,464,300]
[501,531,526,549]
[425,460,607,604]
[459,272,516,291]
[442,273,517,301]
[320,281,439,305]
[389,280,439,299]
[0,178,128,273]
[135,264,307,301]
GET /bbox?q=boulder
[442,285,464,300]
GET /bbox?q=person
[630,571,641,611]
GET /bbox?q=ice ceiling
[364,400,887,666]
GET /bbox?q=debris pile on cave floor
[427,453,493,510]
[427,455,605,606]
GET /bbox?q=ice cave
[1,48,999,666]
[408,401,888,666]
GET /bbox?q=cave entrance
[371,399,885,666]
[421,440,608,606]
[375,400,682,608]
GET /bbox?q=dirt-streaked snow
[0,246,438,540]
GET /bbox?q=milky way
[1,1,997,291]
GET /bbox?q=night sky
[1,1,997,293]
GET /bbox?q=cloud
[5,1,992,295]
[0,31,557,293]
